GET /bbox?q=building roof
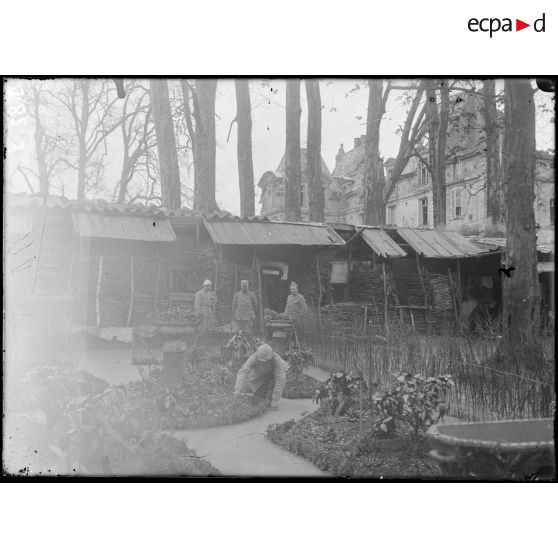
[72,210,176,242]
[468,232,554,255]
[357,227,407,258]
[5,193,232,220]
[332,143,365,179]
[397,228,499,259]
[203,219,345,246]
[275,148,332,179]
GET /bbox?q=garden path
[172,396,328,477]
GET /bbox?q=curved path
[172,397,327,477]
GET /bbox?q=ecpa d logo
[468,13,546,37]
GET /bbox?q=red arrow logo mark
[516,19,530,31]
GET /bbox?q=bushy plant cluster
[284,347,313,374]
[313,371,361,417]
[372,373,453,444]
[224,332,261,364]
[6,365,220,476]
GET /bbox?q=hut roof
[396,228,499,259]
[203,218,345,246]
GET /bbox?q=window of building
[452,159,462,181]
[419,197,428,226]
[551,198,555,224]
[34,264,58,295]
[331,261,349,284]
[451,189,463,218]
[419,158,430,185]
[388,205,396,225]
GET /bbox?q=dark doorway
[260,267,288,312]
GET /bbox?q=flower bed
[266,411,441,478]
[135,344,270,430]
[282,372,323,399]
[282,347,323,399]
[267,369,455,478]
[5,365,219,476]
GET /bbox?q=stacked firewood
[349,267,386,303]
[425,272,457,334]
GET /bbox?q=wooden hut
[6,194,345,348]
[324,223,502,335]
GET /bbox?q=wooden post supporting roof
[316,253,323,327]
[126,255,135,327]
[95,256,103,328]
[382,262,388,332]
[255,251,265,336]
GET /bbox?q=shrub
[313,371,361,416]
[372,373,453,445]
[223,332,261,364]
[284,347,313,374]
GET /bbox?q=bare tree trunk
[235,80,255,218]
[179,80,199,204]
[118,153,131,203]
[285,79,302,222]
[483,79,502,225]
[32,89,49,197]
[149,79,181,209]
[425,81,440,226]
[77,81,89,202]
[363,80,386,225]
[305,79,324,222]
[436,80,449,225]
[501,80,540,342]
[193,79,218,212]
[384,83,425,204]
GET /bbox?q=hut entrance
[260,266,288,313]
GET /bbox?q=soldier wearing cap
[232,280,258,333]
[194,279,216,331]
[284,281,308,320]
[233,343,288,410]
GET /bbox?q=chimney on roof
[354,137,361,149]
[361,134,367,144]
[336,143,345,163]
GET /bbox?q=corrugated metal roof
[203,219,345,246]
[360,228,407,258]
[72,210,176,242]
[468,233,554,254]
[397,228,496,259]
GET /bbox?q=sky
[5,79,555,215]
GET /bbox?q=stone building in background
[258,92,554,242]
[258,148,341,221]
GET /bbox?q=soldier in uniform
[284,281,309,320]
[233,344,288,410]
[232,280,258,334]
[194,279,216,331]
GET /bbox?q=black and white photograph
[2,77,555,480]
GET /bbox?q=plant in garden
[284,347,313,374]
[224,332,261,364]
[313,371,361,416]
[157,304,202,326]
[372,373,453,446]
